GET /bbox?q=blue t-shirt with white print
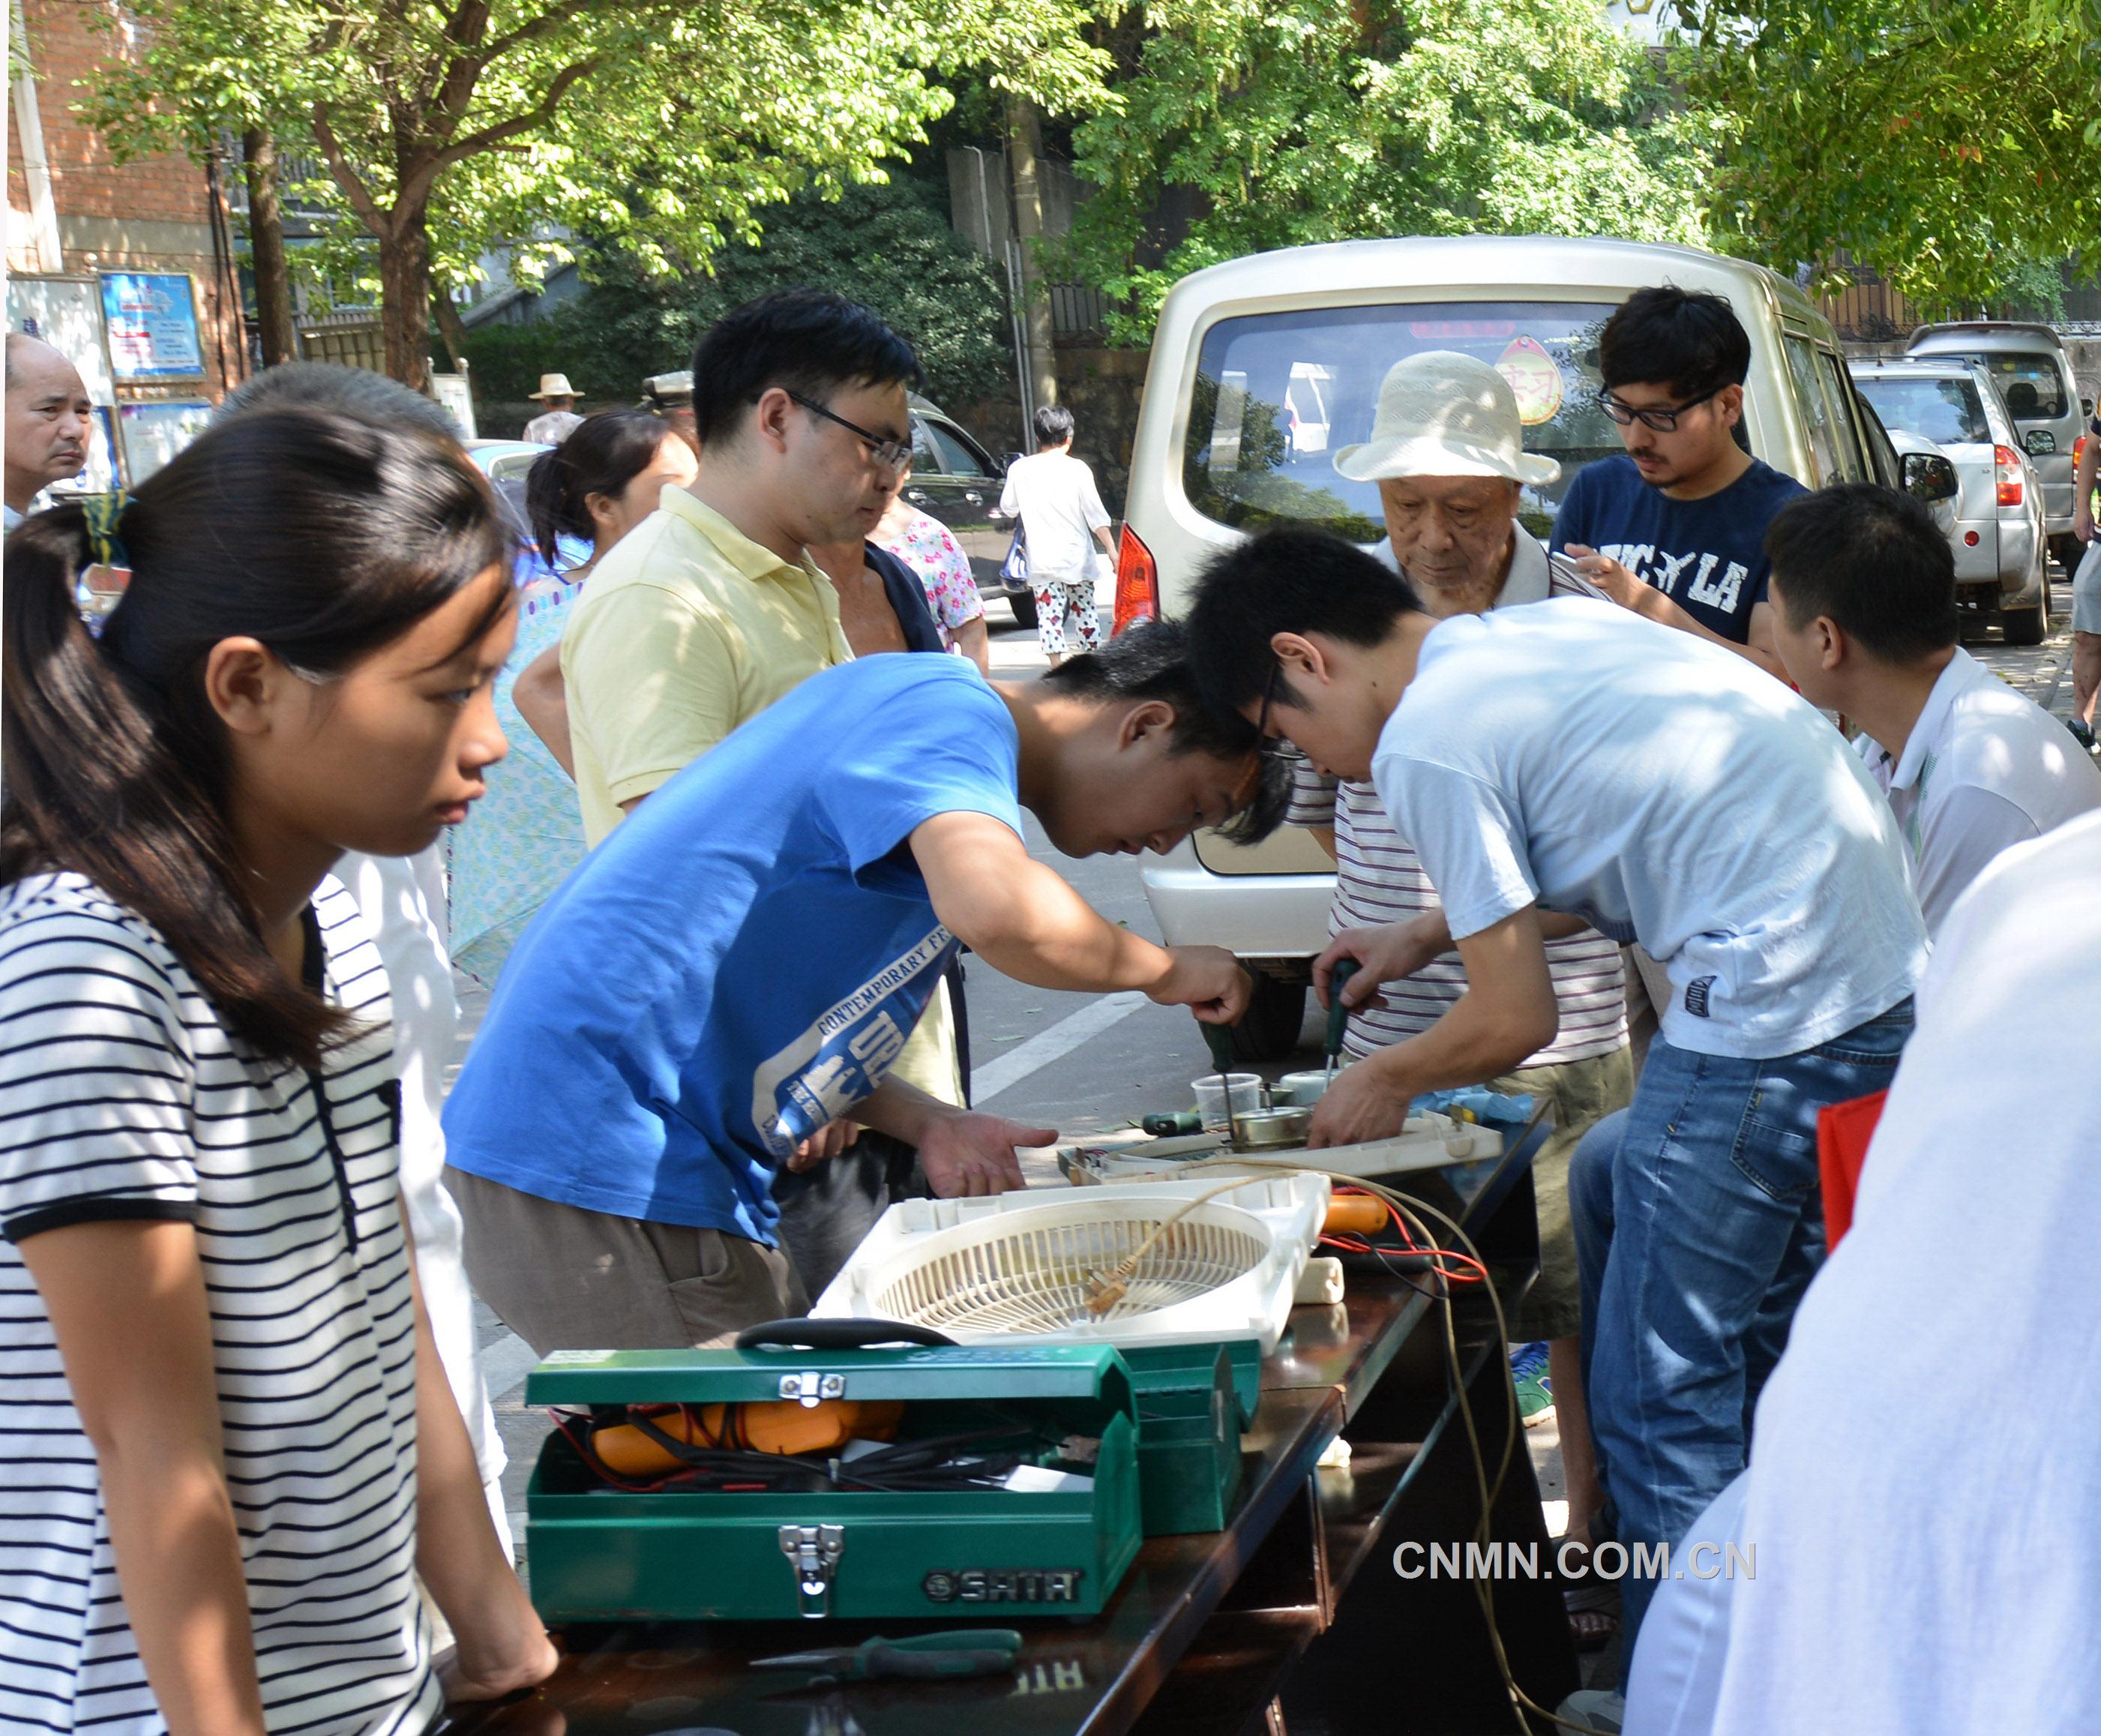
[442,655,1023,1240]
[1552,454,1806,642]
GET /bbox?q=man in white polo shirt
[1765,483,2101,936]
[1287,351,1630,1574]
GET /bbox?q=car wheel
[1206,973,1308,1063]
[2003,573,2049,646]
[1007,590,1039,631]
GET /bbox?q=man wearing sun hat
[523,371,586,444]
[1290,349,1632,1607]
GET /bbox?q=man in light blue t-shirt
[1185,527,1925,1683]
[442,623,1285,1354]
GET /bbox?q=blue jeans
[1569,1000,1914,1680]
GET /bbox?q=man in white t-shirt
[996,403,1114,664]
[1767,482,2101,937]
[1623,811,2101,1736]
[1185,528,1926,1686]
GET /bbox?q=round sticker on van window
[1496,336,1565,426]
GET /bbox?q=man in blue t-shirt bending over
[442,622,1285,1354]
[1184,528,1924,1690]
[1554,286,1807,682]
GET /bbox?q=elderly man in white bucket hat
[1293,351,1632,1630]
[523,371,586,445]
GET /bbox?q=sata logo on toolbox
[922,1568,1086,1603]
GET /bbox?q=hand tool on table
[1140,1109,1205,1137]
[1201,1012,1245,1147]
[1323,958,1359,1089]
[753,1630,1024,1682]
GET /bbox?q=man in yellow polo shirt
[559,288,956,1297]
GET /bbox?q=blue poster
[100,272,205,380]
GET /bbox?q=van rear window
[1971,353,2068,421]
[1182,301,1629,543]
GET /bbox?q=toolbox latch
[778,1370,846,1407]
[778,1524,847,1618]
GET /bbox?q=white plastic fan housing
[812,1174,1329,1354]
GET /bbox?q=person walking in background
[522,371,586,444]
[458,410,696,982]
[997,403,1115,665]
[2069,398,2101,748]
[875,457,992,671]
[4,333,92,529]
[0,409,553,1733]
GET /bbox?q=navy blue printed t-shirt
[1552,454,1808,642]
[442,655,1023,1240]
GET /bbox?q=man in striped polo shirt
[1293,350,1631,1583]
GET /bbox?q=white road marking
[481,1331,544,1402]
[971,991,1149,1105]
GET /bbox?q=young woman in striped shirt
[0,409,556,1735]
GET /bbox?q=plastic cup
[1192,1072,1263,1131]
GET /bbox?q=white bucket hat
[529,373,578,400]
[1332,350,1560,487]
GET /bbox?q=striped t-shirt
[1287,534,1627,1068]
[0,873,438,1736]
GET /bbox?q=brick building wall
[6,0,245,396]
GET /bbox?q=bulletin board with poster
[100,271,208,382]
[5,273,125,492]
[118,399,216,484]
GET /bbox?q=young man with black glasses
[1554,286,1806,681]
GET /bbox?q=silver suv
[1115,235,1920,1057]
[1851,358,2049,643]
[1905,322,2083,570]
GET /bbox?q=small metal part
[779,1523,847,1618]
[778,1371,846,1407]
[1230,1106,1312,1150]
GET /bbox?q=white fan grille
[868,1201,1268,1335]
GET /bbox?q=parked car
[1113,234,1935,1057]
[1905,321,2084,571]
[1850,358,2050,643]
[463,437,589,580]
[903,394,1036,629]
[634,373,1034,628]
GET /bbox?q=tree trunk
[377,207,434,389]
[432,287,471,372]
[1005,91,1059,423]
[241,129,298,367]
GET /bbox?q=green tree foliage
[1676,0,2100,311]
[463,178,1015,416]
[81,0,1113,385]
[1059,0,1718,343]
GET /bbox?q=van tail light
[1995,444,2024,508]
[1113,525,1158,634]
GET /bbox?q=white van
[1111,235,1920,1057]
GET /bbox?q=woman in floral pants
[997,403,1116,666]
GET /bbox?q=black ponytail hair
[1,407,512,1070]
[524,409,679,568]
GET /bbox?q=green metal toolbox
[1120,1339,1260,1536]
[523,1342,1143,1623]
